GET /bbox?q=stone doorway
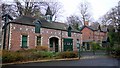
[49,37,59,52]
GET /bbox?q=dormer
[68,25,72,37]
[34,20,41,33]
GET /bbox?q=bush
[2,50,24,63]
[2,49,78,63]
[58,51,78,58]
[90,42,101,51]
[35,46,48,51]
[2,50,55,63]
[0,50,2,56]
[40,51,53,58]
[110,46,120,58]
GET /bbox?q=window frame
[21,35,28,48]
[36,36,41,46]
[35,21,41,33]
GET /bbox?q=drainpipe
[7,24,10,50]
[3,16,8,49]
[2,14,13,50]
[61,30,62,52]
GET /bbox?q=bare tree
[1,3,17,17]
[78,1,92,25]
[14,0,44,17]
[1,0,45,18]
[43,2,63,21]
[67,15,82,30]
[99,5,120,30]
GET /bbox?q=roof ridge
[52,21,67,25]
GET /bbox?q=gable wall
[81,27,94,41]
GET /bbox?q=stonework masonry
[5,23,82,51]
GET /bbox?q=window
[21,35,28,48]
[36,36,41,46]
[77,39,79,43]
[68,26,72,37]
[35,21,41,33]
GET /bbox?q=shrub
[2,50,24,63]
[39,51,54,58]
[58,51,78,58]
[0,50,2,56]
[35,46,48,51]
[90,42,101,51]
[2,49,78,63]
[28,51,42,60]
[17,48,37,52]
[111,46,120,58]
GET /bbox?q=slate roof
[80,22,107,32]
[45,6,52,15]
[8,16,81,33]
[101,27,107,32]
[79,25,97,31]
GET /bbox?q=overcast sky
[59,0,120,22]
[1,0,120,22]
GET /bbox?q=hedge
[2,49,78,63]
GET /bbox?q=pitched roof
[45,6,52,15]
[101,27,107,32]
[90,23,100,30]
[9,16,81,33]
[80,26,96,31]
[80,22,107,32]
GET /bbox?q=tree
[90,42,100,55]
[78,1,93,25]
[67,15,82,30]
[99,1,120,29]
[1,3,17,17]
[14,0,44,17]
[99,1,120,46]
[1,0,44,18]
[1,0,63,22]
[43,2,63,21]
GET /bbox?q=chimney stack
[84,21,89,26]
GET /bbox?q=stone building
[2,15,82,51]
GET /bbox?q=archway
[49,37,59,52]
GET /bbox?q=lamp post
[77,39,80,59]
